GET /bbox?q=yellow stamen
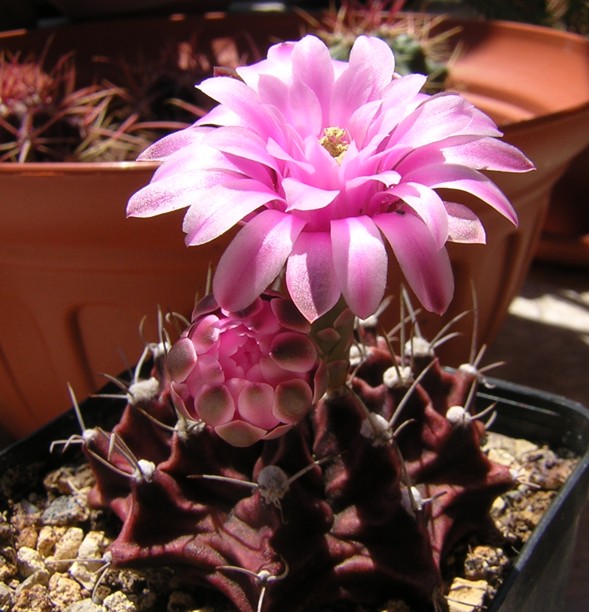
[320,127,349,164]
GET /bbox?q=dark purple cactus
[80,296,515,612]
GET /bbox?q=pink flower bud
[167,293,324,446]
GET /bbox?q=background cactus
[307,0,459,93]
[78,296,515,612]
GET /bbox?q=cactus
[0,35,259,163]
[64,28,532,612]
[0,48,127,162]
[306,0,459,93]
[75,294,515,612]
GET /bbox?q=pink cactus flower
[128,35,533,322]
[166,293,325,447]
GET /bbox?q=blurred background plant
[304,0,459,92]
[0,31,258,162]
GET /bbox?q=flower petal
[182,180,280,246]
[273,379,313,424]
[444,136,534,172]
[286,231,341,322]
[291,35,335,128]
[375,211,454,314]
[270,332,317,372]
[282,177,339,212]
[237,381,278,430]
[195,384,234,426]
[331,36,395,125]
[137,126,214,161]
[445,202,486,243]
[402,163,518,225]
[215,421,266,447]
[213,209,306,312]
[388,181,449,248]
[331,216,387,319]
[198,75,283,139]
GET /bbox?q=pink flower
[128,35,533,321]
[166,293,325,447]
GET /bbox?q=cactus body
[84,305,514,612]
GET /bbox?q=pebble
[69,531,110,590]
[12,582,54,612]
[16,546,46,578]
[42,495,89,526]
[49,572,84,607]
[0,552,17,582]
[464,545,510,581]
[37,525,67,557]
[55,526,86,561]
[447,577,488,612]
[0,581,13,609]
[103,590,139,611]
[66,598,107,612]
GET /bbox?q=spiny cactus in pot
[306,0,460,93]
[62,33,534,611]
[0,34,258,163]
[0,47,127,162]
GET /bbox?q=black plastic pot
[1,377,588,611]
[479,380,589,612]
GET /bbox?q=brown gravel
[0,432,578,612]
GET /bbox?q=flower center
[320,127,349,163]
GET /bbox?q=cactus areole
[82,34,534,611]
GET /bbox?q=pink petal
[391,93,501,151]
[286,231,341,322]
[331,36,395,125]
[195,384,235,426]
[215,421,266,447]
[270,332,317,372]
[375,210,454,315]
[167,337,197,383]
[331,216,388,319]
[182,180,279,246]
[445,202,486,244]
[282,177,339,212]
[273,379,313,424]
[127,178,197,218]
[348,36,396,95]
[213,209,306,312]
[128,145,246,218]
[198,76,282,139]
[402,162,518,225]
[388,182,449,248]
[397,135,534,174]
[237,382,278,429]
[191,314,221,352]
[137,126,214,161]
[441,136,534,172]
[236,40,296,89]
[203,126,279,171]
[291,35,335,128]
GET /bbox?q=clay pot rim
[0,160,161,174]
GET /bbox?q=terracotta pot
[536,144,589,267]
[408,18,589,362]
[0,161,234,439]
[1,12,588,439]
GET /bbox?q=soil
[0,431,578,612]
